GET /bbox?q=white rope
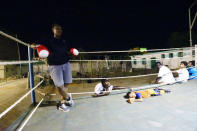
[73,73,158,80]
[0,31,30,47]
[79,47,194,54]
[0,80,44,119]
[0,60,39,65]
[73,65,196,81]
[69,76,197,95]
[70,89,130,95]
[52,82,165,96]
[70,56,195,62]
[17,98,44,131]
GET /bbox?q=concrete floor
[21,80,197,131]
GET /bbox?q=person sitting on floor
[155,62,175,84]
[176,61,189,82]
[187,61,197,80]
[92,79,129,97]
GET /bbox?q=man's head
[52,24,62,38]
[188,61,195,67]
[156,62,162,68]
[180,61,187,68]
[101,79,111,88]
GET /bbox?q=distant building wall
[0,66,5,79]
[130,48,194,69]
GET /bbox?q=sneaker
[58,103,70,112]
[67,93,74,107]
[56,101,61,110]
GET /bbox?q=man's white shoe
[68,93,74,107]
[59,103,70,112]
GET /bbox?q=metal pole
[16,34,22,77]
[189,9,193,47]
[28,46,36,105]
[188,0,197,47]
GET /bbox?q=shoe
[58,103,70,112]
[56,101,61,110]
[67,93,74,107]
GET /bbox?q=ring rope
[70,56,195,62]
[0,55,194,66]
[79,47,194,54]
[0,31,30,47]
[17,98,44,131]
[0,80,44,119]
[59,76,197,95]
[72,73,158,80]
[0,60,39,65]
[72,66,195,80]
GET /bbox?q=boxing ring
[8,79,197,131]
[1,31,197,131]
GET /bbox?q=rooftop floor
[21,80,197,131]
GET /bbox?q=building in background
[130,47,195,69]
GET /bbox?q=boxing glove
[70,48,79,56]
[37,45,49,58]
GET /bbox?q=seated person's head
[156,62,162,68]
[180,61,187,68]
[101,79,111,88]
[188,61,195,67]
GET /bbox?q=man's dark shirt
[39,37,71,65]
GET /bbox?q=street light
[188,0,197,47]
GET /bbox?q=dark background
[0,0,196,53]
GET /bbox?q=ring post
[28,46,36,105]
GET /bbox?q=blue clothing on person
[188,67,197,80]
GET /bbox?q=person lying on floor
[154,62,175,84]
[175,61,189,82]
[187,61,197,80]
[92,79,129,97]
[124,91,143,104]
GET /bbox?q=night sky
[0,0,196,51]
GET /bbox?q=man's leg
[48,65,70,111]
[57,85,69,103]
[62,62,73,105]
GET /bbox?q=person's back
[176,61,189,82]
[158,65,175,84]
[188,61,197,80]
[188,67,197,79]
[93,79,114,96]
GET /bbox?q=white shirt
[94,83,114,94]
[158,65,175,84]
[176,68,189,82]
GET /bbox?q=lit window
[178,52,183,57]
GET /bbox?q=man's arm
[92,85,110,97]
[92,92,110,97]
[155,77,162,84]
[113,86,130,90]
[30,43,40,49]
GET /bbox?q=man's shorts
[48,62,72,87]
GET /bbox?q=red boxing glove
[37,45,49,58]
[70,48,79,56]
